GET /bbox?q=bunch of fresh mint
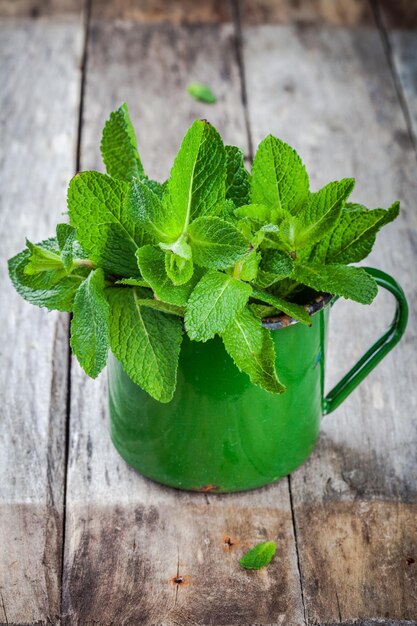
[8,104,399,402]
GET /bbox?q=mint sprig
[8,105,400,402]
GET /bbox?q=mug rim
[262,292,334,331]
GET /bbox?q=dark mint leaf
[239,541,277,570]
[187,82,217,104]
[68,171,148,276]
[225,145,250,208]
[185,271,252,342]
[292,263,378,304]
[107,287,183,403]
[135,299,184,317]
[100,103,144,182]
[164,120,226,233]
[222,307,285,394]
[70,269,109,378]
[251,135,309,214]
[294,179,355,248]
[251,288,311,325]
[188,216,250,270]
[312,201,400,264]
[8,241,85,312]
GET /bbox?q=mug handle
[322,267,408,416]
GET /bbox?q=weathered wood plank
[239,0,372,26]
[376,1,417,147]
[90,0,232,23]
[0,16,82,625]
[0,0,82,18]
[241,8,417,623]
[62,9,305,625]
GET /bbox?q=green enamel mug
[108,268,408,493]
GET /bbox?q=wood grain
[0,16,82,625]
[62,12,305,626]
[241,11,417,622]
[0,0,82,18]
[90,0,232,24]
[239,0,372,26]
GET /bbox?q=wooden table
[1,1,417,624]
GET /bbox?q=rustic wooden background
[1,0,417,624]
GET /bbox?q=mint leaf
[107,287,183,402]
[222,307,284,393]
[260,250,294,278]
[70,269,109,378]
[135,299,184,317]
[116,277,150,287]
[56,223,76,271]
[293,263,378,304]
[251,135,309,214]
[163,120,226,234]
[142,177,166,199]
[295,179,354,247]
[165,252,194,286]
[239,541,277,570]
[252,289,311,325]
[24,239,65,274]
[100,103,144,183]
[238,249,259,282]
[185,271,252,342]
[187,82,216,104]
[136,245,195,305]
[8,241,86,312]
[312,201,399,264]
[234,203,272,223]
[68,171,147,276]
[130,179,181,244]
[255,250,294,289]
[225,145,250,207]
[188,217,250,269]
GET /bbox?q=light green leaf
[251,288,311,325]
[8,240,86,312]
[188,216,250,269]
[24,239,64,275]
[130,179,179,244]
[185,270,252,342]
[295,179,354,247]
[70,269,109,378]
[68,171,147,276]
[56,223,76,271]
[100,103,144,183]
[225,145,250,208]
[160,233,192,260]
[260,250,294,278]
[239,541,277,570]
[312,201,400,264]
[238,249,259,282]
[136,245,195,305]
[234,203,272,223]
[292,263,378,304]
[135,299,185,317]
[251,135,309,214]
[163,120,226,234]
[165,252,194,286]
[142,177,166,199]
[187,82,216,104]
[222,307,285,394]
[115,277,150,288]
[107,287,183,403]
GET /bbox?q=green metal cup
[108,268,408,493]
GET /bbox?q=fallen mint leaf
[187,82,217,104]
[239,541,277,570]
